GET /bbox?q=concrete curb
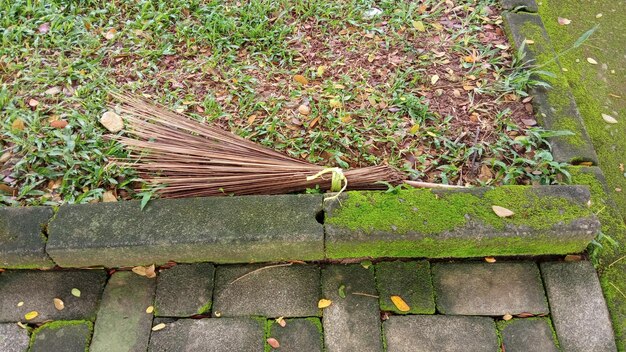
[1,185,599,269]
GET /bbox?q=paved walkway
[0,259,617,351]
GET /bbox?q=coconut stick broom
[110,94,463,199]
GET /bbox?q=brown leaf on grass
[329,99,342,109]
[492,205,514,218]
[102,190,117,202]
[28,99,39,107]
[100,111,124,132]
[390,295,411,312]
[308,117,320,129]
[50,120,68,129]
[53,298,65,311]
[38,23,50,34]
[267,338,280,349]
[298,104,311,115]
[45,87,61,95]
[247,114,257,124]
[412,20,425,32]
[104,28,117,40]
[11,118,25,131]
[293,74,309,85]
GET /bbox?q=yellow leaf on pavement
[25,311,38,320]
[318,299,332,309]
[391,295,410,312]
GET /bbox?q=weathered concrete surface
[0,270,107,323]
[384,315,499,352]
[148,318,264,352]
[501,0,538,12]
[268,318,323,352]
[0,207,54,268]
[433,262,549,316]
[30,321,92,352]
[155,263,214,317]
[212,264,320,318]
[47,194,324,267]
[503,12,598,164]
[375,260,435,314]
[0,323,30,352]
[542,261,617,351]
[498,318,559,352]
[321,265,383,352]
[90,271,156,352]
[325,186,599,259]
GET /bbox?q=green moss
[196,300,212,315]
[29,320,93,352]
[327,187,591,235]
[601,263,626,351]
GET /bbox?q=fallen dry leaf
[524,39,534,44]
[50,120,68,129]
[151,323,166,331]
[412,20,425,32]
[100,111,124,132]
[492,205,514,218]
[587,57,598,65]
[557,17,571,25]
[145,264,156,278]
[430,75,439,85]
[146,306,154,314]
[53,298,65,311]
[276,317,286,327]
[318,299,332,309]
[17,301,24,307]
[132,266,147,276]
[602,113,618,124]
[267,338,280,349]
[329,99,342,109]
[293,74,309,85]
[102,191,117,202]
[71,288,81,297]
[247,114,257,124]
[317,66,326,76]
[298,104,311,115]
[45,87,61,95]
[104,28,117,40]
[38,22,50,34]
[24,311,38,320]
[11,118,25,131]
[503,314,513,321]
[564,254,582,262]
[390,295,411,312]
[28,99,39,107]
[484,257,497,263]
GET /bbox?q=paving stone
[497,318,558,352]
[321,264,382,352]
[384,315,498,352]
[212,264,319,318]
[155,263,214,317]
[0,206,54,268]
[502,12,598,164]
[500,0,538,12]
[325,186,599,259]
[0,323,30,352]
[90,271,156,352]
[268,318,323,352]
[375,260,434,314]
[30,321,92,352]
[148,317,264,352]
[541,261,617,351]
[47,194,324,267]
[432,262,548,316]
[0,270,107,323]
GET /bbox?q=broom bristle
[110,93,404,198]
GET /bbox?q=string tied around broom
[306,167,347,201]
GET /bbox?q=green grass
[1,0,568,205]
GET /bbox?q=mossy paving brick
[432,262,549,316]
[600,263,626,352]
[0,206,54,269]
[0,270,107,323]
[375,260,435,314]
[541,261,617,351]
[90,271,156,352]
[497,318,559,352]
[267,318,323,352]
[212,264,320,318]
[148,317,264,352]
[500,0,538,12]
[154,263,215,317]
[321,264,383,352]
[384,315,499,352]
[29,320,93,352]
[0,323,30,352]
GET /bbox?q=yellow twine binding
[306,167,347,201]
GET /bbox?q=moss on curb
[327,187,590,234]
